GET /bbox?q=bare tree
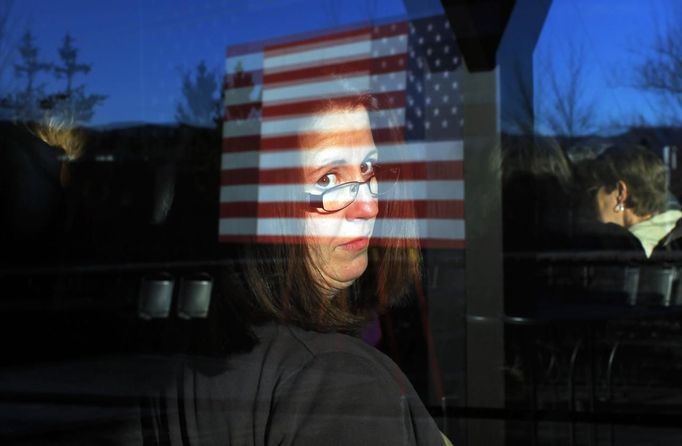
[536,43,596,141]
[501,57,537,135]
[631,7,682,124]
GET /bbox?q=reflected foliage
[176,61,221,128]
[2,31,106,124]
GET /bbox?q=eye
[316,172,339,189]
[360,159,375,176]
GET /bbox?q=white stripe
[219,218,465,240]
[261,109,404,136]
[219,184,259,202]
[372,34,407,57]
[264,35,407,72]
[224,85,262,107]
[223,118,262,138]
[221,141,464,170]
[226,52,263,74]
[262,72,406,104]
[222,151,263,170]
[265,40,371,71]
[220,180,464,202]
[378,141,464,163]
[219,218,259,236]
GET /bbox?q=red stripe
[262,91,405,119]
[224,102,262,121]
[221,160,462,186]
[263,54,406,86]
[260,21,407,56]
[219,200,464,219]
[386,200,464,219]
[223,134,261,152]
[219,202,260,217]
[221,168,261,185]
[397,160,463,181]
[218,234,464,249]
[265,26,371,55]
[224,70,263,88]
[370,21,409,39]
[260,127,403,150]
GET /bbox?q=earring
[614,202,625,213]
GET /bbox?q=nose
[345,181,378,220]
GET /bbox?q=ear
[616,180,628,203]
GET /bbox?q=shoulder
[262,324,443,445]
[255,323,404,382]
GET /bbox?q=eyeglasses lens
[323,184,356,211]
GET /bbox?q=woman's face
[300,106,379,293]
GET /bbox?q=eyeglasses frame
[306,166,400,213]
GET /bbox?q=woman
[142,95,450,445]
[588,143,682,258]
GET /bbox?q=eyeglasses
[306,166,399,212]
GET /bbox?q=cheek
[304,213,343,239]
[594,192,613,221]
[303,213,377,240]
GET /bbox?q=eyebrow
[365,149,378,160]
[308,159,346,179]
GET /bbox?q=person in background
[587,144,682,258]
[502,136,575,252]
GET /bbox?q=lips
[338,237,370,251]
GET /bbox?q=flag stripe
[218,217,464,239]
[220,161,463,185]
[262,72,406,104]
[265,21,408,55]
[220,180,464,202]
[223,134,261,152]
[220,200,464,219]
[258,127,402,151]
[224,84,262,107]
[260,109,404,137]
[222,141,463,169]
[263,54,407,87]
[262,91,405,119]
[218,235,464,249]
[265,27,371,55]
[226,52,263,74]
[224,101,262,120]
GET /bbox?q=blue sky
[2,0,678,132]
[534,0,678,133]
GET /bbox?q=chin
[327,251,369,287]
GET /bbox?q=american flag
[220,16,464,249]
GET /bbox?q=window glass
[2,0,682,445]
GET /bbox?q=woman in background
[587,143,682,258]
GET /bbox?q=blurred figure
[586,144,682,257]
[502,136,576,316]
[502,136,574,252]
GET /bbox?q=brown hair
[592,144,667,216]
[229,93,421,334]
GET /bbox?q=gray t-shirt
[142,322,445,445]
